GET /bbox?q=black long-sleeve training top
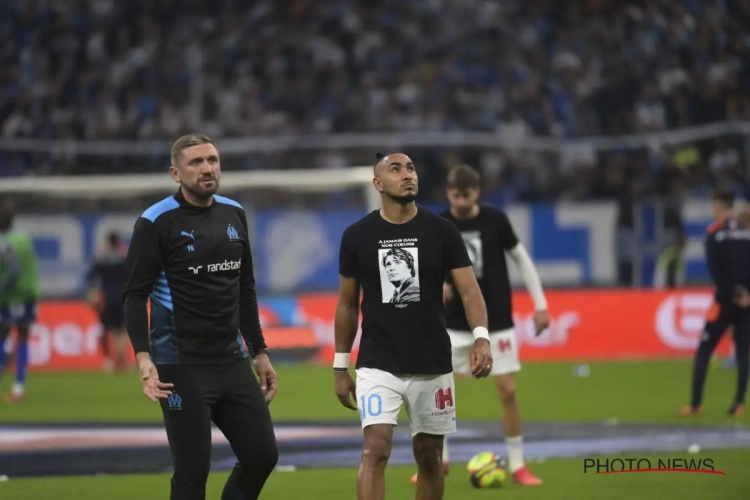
[86,249,127,305]
[122,189,266,364]
[716,219,750,297]
[705,218,733,304]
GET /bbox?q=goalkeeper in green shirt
[0,202,40,402]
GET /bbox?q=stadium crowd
[0,0,749,204]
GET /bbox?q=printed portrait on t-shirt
[460,230,483,279]
[378,246,420,305]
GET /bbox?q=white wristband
[472,327,490,341]
[333,352,350,370]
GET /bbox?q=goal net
[0,167,378,300]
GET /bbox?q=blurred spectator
[0,0,748,204]
[653,228,687,289]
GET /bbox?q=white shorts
[355,367,457,438]
[448,328,521,376]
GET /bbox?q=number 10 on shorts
[359,393,383,421]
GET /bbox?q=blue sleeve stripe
[235,332,250,358]
[142,196,180,222]
[214,195,243,210]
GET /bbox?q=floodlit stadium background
[0,1,749,499]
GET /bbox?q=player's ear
[373,152,385,191]
[169,165,181,184]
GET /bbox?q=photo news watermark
[583,457,726,475]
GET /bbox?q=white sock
[506,436,524,473]
[12,382,24,396]
[442,435,449,463]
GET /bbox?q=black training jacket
[706,218,733,304]
[122,189,266,364]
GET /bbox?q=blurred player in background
[86,231,129,372]
[334,152,492,500]
[653,229,687,289]
[0,201,40,402]
[411,165,548,485]
[721,201,750,371]
[680,189,745,417]
[717,205,750,416]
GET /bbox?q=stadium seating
[0,0,748,204]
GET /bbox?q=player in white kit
[333,153,493,500]
[411,164,549,486]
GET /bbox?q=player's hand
[734,286,750,308]
[253,354,278,404]
[533,310,550,336]
[442,283,453,303]
[138,359,173,403]
[469,338,492,379]
[334,371,358,411]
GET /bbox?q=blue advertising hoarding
[15,200,714,298]
[252,202,620,292]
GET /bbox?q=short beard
[183,182,218,200]
[387,192,417,205]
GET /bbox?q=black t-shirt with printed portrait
[339,209,472,375]
[441,204,519,332]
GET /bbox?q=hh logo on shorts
[432,388,455,417]
[498,337,512,353]
[167,393,182,410]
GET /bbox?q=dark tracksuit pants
[690,302,750,408]
[158,359,278,500]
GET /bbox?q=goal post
[0,166,378,203]
[1,167,378,299]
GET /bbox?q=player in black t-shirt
[417,165,549,486]
[334,152,493,500]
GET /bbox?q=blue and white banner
[252,202,620,292]
[680,199,715,282]
[16,200,714,298]
[15,213,137,298]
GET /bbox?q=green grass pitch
[1,359,747,424]
[0,359,748,499]
[2,450,749,500]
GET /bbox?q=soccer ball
[466,451,498,474]
[467,451,507,489]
